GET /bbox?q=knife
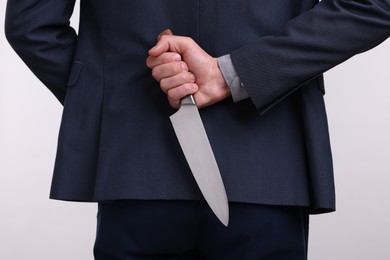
[157,29,229,226]
[170,96,229,226]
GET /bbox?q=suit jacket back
[7,0,390,214]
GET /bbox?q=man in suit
[5,0,390,259]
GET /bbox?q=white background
[1,1,389,259]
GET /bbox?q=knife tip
[218,212,229,227]
[222,219,229,227]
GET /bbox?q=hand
[146,35,231,109]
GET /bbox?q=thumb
[149,35,191,57]
[148,29,174,57]
[148,36,171,57]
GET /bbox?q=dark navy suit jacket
[5,0,390,214]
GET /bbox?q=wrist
[214,58,231,99]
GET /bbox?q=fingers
[160,71,195,93]
[146,33,203,109]
[147,52,197,108]
[167,83,199,109]
[151,61,188,82]
[146,52,182,69]
[153,62,197,108]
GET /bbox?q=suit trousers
[94,200,309,260]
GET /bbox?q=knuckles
[151,68,161,81]
[159,78,169,90]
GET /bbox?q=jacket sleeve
[230,0,390,114]
[5,0,78,105]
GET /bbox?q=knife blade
[170,95,229,226]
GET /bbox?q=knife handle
[157,29,173,40]
[181,95,196,106]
